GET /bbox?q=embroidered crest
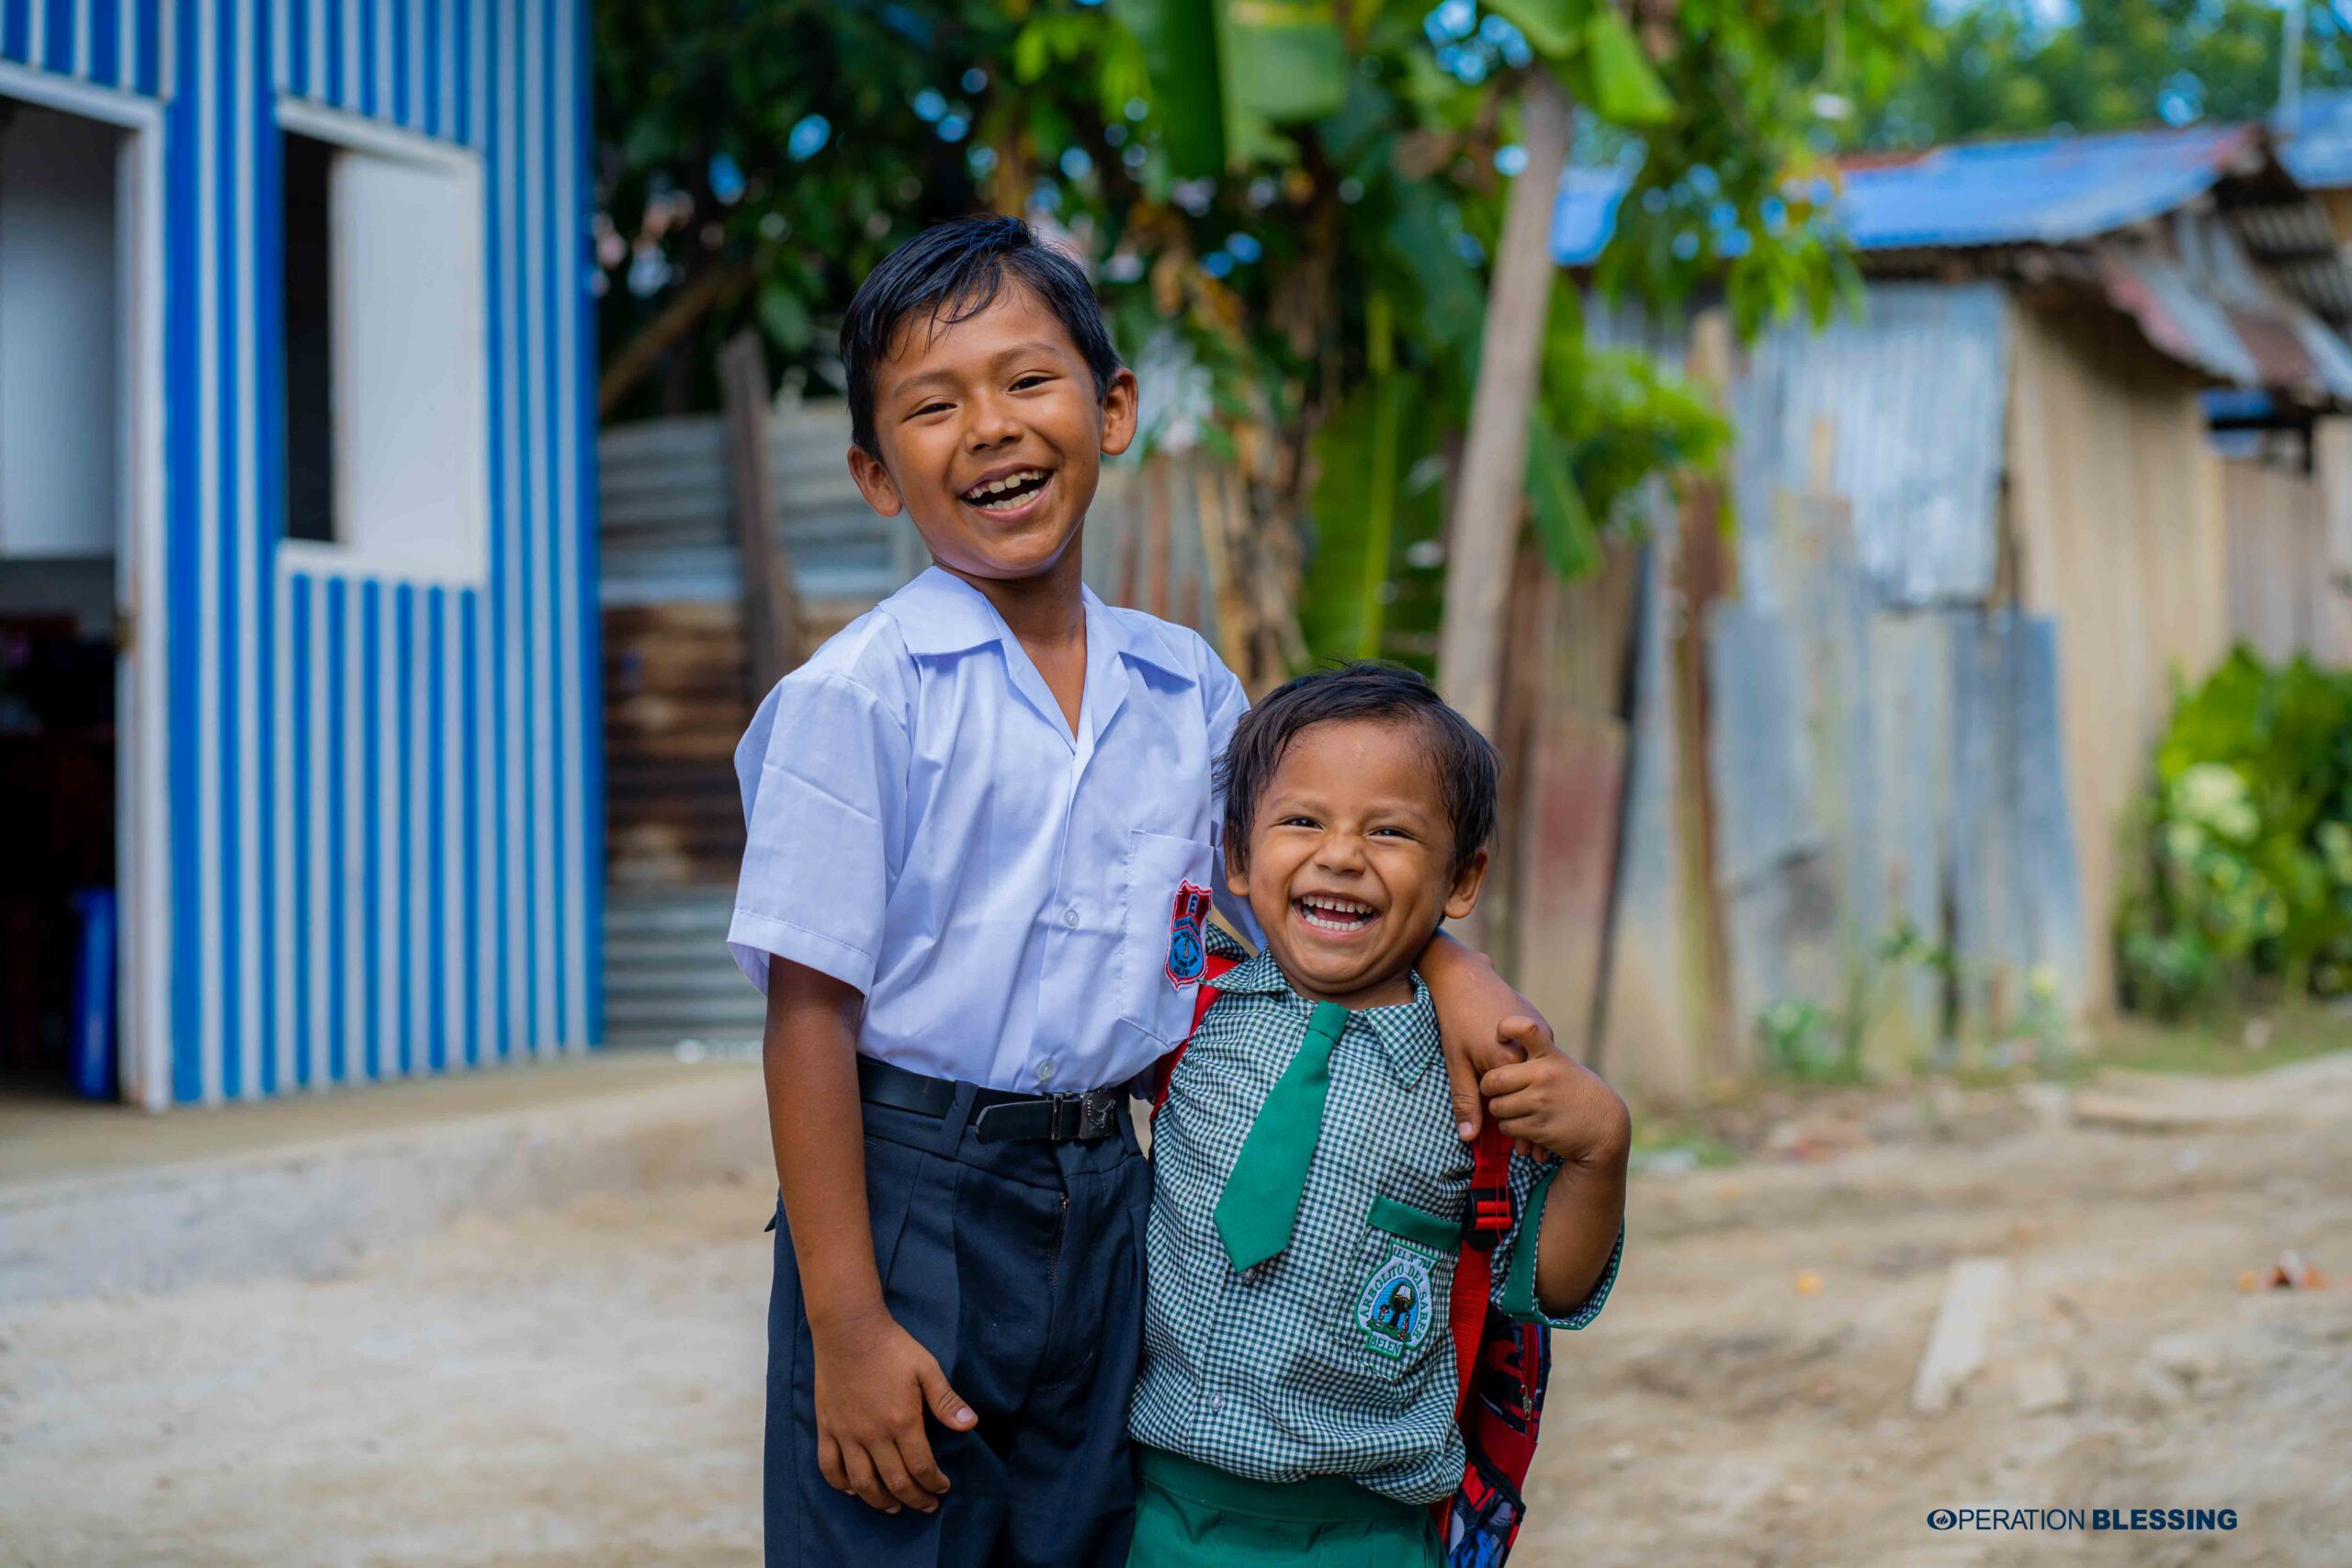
[1354,1246,1437,1360]
[1165,881,1212,990]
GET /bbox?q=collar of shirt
[1207,948,1440,1089]
[887,566,1198,750]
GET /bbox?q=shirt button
[1035,1059,1056,1084]
[1209,1392,1225,1414]
[1062,907,1080,928]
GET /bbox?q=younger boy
[1129,662,1631,1566]
[731,217,1555,1568]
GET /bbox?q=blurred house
[0,4,598,1109]
[1547,125,2352,1098]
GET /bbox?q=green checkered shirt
[1128,936,1622,1505]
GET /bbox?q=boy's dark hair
[839,214,1123,457]
[1216,662,1499,880]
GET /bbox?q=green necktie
[1214,1000,1349,1272]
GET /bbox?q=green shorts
[1126,1447,1444,1568]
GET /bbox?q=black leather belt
[855,1055,1126,1145]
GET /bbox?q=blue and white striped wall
[0,0,602,1107]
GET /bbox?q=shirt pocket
[1341,1195,1463,1384]
[1113,828,1216,1049]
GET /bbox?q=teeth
[1298,896,1375,932]
[964,469,1046,503]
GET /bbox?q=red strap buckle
[1467,1189,1511,1250]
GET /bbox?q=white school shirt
[729,565,1260,1093]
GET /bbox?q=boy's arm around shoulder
[1418,932,1558,1144]
[1477,1018,1631,1321]
[764,961,978,1517]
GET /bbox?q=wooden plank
[604,602,741,637]
[1861,612,1952,1066]
[605,693,757,737]
[1518,712,1626,1064]
[1668,313,1738,1082]
[616,730,744,763]
[1706,591,1843,1063]
[1600,527,1699,1100]
[1911,1258,2011,1416]
[719,331,802,694]
[1703,601,1818,887]
[2009,614,2087,1019]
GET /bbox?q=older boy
[731,218,1549,1568]
[1129,663,1630,1566]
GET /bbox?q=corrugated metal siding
[0,0,165,92]
[6,1,597,1104]
[599,407,927,613]
[1729,282,2009,611]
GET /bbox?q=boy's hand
[810,1307,978,1515]
[1422,937,1554,1141]
[1478,1017,1633,1168]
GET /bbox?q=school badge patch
[1165,881,1212,990]
[1354,1246,1437,1360]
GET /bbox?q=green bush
[2116,649,2352,1016]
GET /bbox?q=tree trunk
[718,330,801,696]
[597,257,755,419]
[1435,72,1572,739]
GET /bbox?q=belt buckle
[1078,1089,1117,1142]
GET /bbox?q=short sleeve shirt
[1128,945,1622,1504]
[728,566,1260,1093]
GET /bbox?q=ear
[1224,842,1251,900]
[1098,367,1141,459]
[846,443,905,518]
[1442,847,1488,922]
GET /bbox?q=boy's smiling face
[846,281,1138,585]
[1228,717,1487,1010]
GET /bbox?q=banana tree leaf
[1481,0,1580,60]
[1110,0,1227,176]
[1215,0,1346,164]
[1582,7,1672,126]
[1526,415,1599,578]
[1301,374,1444,666]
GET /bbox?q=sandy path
[4,1063,2347,1566]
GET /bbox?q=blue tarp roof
[2278,89,2352,190]
[1554,124,2263,265]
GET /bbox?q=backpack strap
[1149,951,1239,1118]
[1448,1121,1516,1419]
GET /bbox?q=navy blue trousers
[765,1089,1151,1568]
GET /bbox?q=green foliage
[2116,649,2352,1017]
[1593,1,1921,336]
[1524,286,1728,575]
[594,0,1929,674]
[592,1,1012,412]
[1755,922,1954,1085]
[1846,0,2352,150]
[1756,998,1855,1083]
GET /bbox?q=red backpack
[1151,960,1552,1567]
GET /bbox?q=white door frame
[0,62,171,1111]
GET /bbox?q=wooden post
[718,330,801,697]
[1435,71,1572,738]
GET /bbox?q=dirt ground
[4,1055,2348,1568]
